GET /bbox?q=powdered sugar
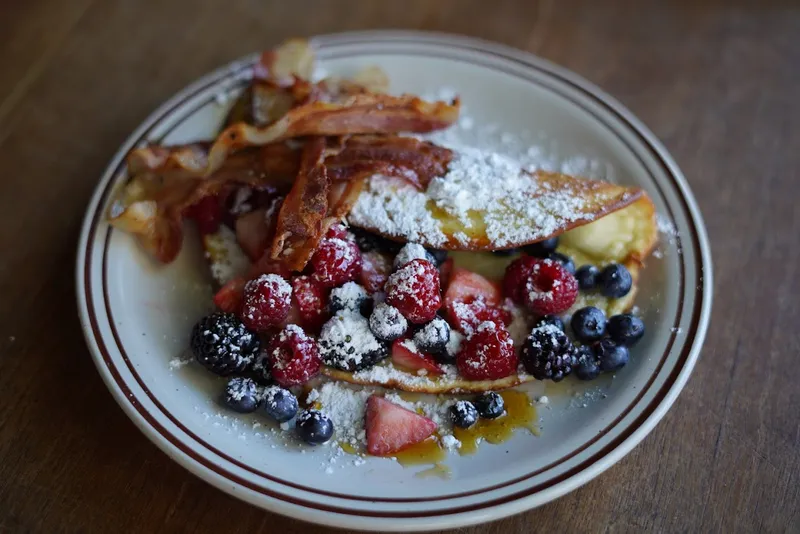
[393,243,431,269]
[329,282,368,312]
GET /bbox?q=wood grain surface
[1,1,798,532]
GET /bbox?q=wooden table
[2,1,798,532]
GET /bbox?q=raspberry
[291,275,329,332]
[456,321,518,380]
[241,274,293,332]
[448,299,513,336]
[325,223,349,240]
[522,259,578,315]
[268,325,322,387]
[360,251,392,293]
[186,195,223,235]
[503,256,539,303]
[311,237,362,288]
[385,259,441,324]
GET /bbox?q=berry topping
[391,339,443,376]
[311,237,362,288]
[319,311,388,372]
[450,400,479,429]
[241,274,293,332]
[412,317,450,354]
[438,257,454,289]
[546,251,576,274]
[427,248,448,267]
[456,322,518,380]
[349,227,402,254]
[329,282,370,315]
[393,243,436,270]
[535,314,565,332]
[360,251,392,294]
[607,313,645,346]
[291,275,329,332]
[235,208,272,261]
[223,377,260,413]
[575,265,600,290]
[503,256,540,303]
[190,313,260,376]
[262,385,299,423]
[385,259,441,324]
[213,276,246,314]
[296,409,334,445]
[444,267,501,308]
[574,345,602,381]
[324,223,349,240]
[599,263,633,298]
[267,325,321,387]
[365,395,437,455]
[474,391,505,419]
[437,330,464,364]
[570,306,607,343]
[368,302,408,342]
[522,259,578,315]
[448,299,513,336]
[521,236,559,258]
[521,324,577,381]
[250,351,272,385]
[185,195,223,235]
[596,339,630,372]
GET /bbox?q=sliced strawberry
[444,267,501,308]
[438,257,454,289]
[360,251,392,293]
[213,276,246,314]
[235,208,271,261]
[391,339,443,376]
[186,195,223,235]
[365,395,438,456]
[448,299,513,335]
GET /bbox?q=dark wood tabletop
[2,1,799,532]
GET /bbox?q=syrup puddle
[453,390,538,455]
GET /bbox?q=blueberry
[450,400,479,429]
[491,248,519,256]
[474,392,505,419]
[436,330,464,364]
[599,263,633,298]
[546,251,576,274]
[329,282,369,315]
[296,409,334,445]
[249,351,273,385]
[574,345,601,381]
[223,377,260,413]
[263,386,298,423]
[535,314,565,332]
[607,313,645,346]
[575,265,599,290]
[522,237,559,258]
[426,248,448,267]
[413,317,450,353]
[570,306,607,343]
[369,302,408,342]
[596,339,630,372]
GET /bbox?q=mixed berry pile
[189,219,644,449]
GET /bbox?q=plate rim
[75,30,713,531]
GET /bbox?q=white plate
[76,31,712,531]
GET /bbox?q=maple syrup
[453,390,538,455]
[393,438,447,466]
[415,463,452,480]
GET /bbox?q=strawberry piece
[438,257,454,290]
[235,208,271,261]
[448,299,513,335]
[385,259,441,324]
[523,259,578,315]
[186,195,223,235]
[444,267,501,308]
[457,321,518,380]
[503,256,540,303]
[241,274,293,332]
[268,325,322,387]
[365,395,438,456]
[311,237,363,288]
[213,276,246,314]
[360,251,392,293]
[291,275,329,332]
[391,339,443,376]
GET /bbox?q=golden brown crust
[321,366,535,393]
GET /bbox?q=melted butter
[415,463,452,480]
[393,438,447,466]
[453,390,538,455]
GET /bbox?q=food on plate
[108,39,658,460]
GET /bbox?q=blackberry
[190,313,260,376]
[521,324,577,381]
[574,345,601,381]
[474,392,505,419]
[575,265,600,290]
[350,227,402,254]
[599,263,633,298]
[535,314,565,332]
[607,313,645,346]
[450,400,479,429]
[329,282,369,315]
[546,251,576,275]
[319,311,388,372]
[570,306,607,343]
[296,409,334,445]
[412,317,450,354]
[223,377,260,413]
[263,386,299,423]
[522,237,559,258]
[368,303,408,342]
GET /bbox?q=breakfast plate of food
[77,31,711,531]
